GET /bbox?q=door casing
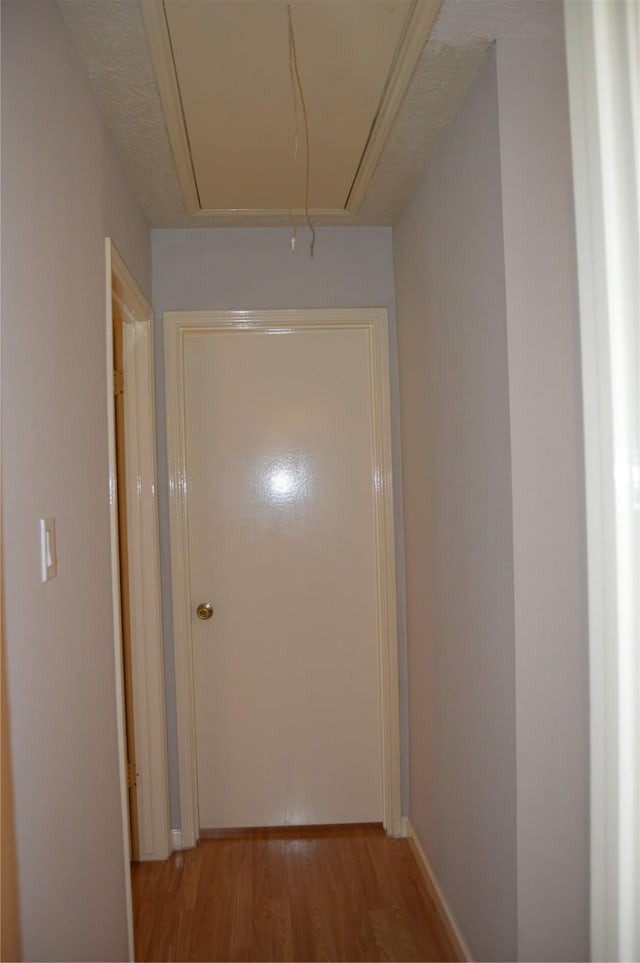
[164,308,403,846]
[107,240,171,876]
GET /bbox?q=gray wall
[394,49,518,963]
[1,1,151,958]
[393,18,589,963]
[151,227,407,827]
[496,34,589,963]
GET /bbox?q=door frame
[165,308,403,847]
[564,4,639,958]
[106,240,171,867]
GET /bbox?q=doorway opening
[106,239,172,955]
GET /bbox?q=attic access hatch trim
[139,0,441,221]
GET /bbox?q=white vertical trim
[105,240,134,963]
[369,309,404,837]
[564,4,640,960]
[163,311,200,848]
[164,308,402,844]
[111,244,172,862]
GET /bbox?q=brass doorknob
[196,602,214,620]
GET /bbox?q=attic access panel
[141,0,440,219]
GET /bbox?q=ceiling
[58,0,560,229]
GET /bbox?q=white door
[166,310,401,838]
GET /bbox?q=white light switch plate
[40,517,57,582]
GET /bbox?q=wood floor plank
[131,825,460,962]
[385,840,458,962]
[285,838,316,962]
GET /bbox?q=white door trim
[107,240,171,866]
[564,4,640,959]
[164,308,403,847]
[106,242,134,962]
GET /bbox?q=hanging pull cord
[287,1,299,252]
[287,3,316,258]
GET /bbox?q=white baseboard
[405,819,474,962]
[171,828,184,851]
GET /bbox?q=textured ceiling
[58,0,560,228]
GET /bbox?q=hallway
[3,1,606,959]
[132,825,459,962]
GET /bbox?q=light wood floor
[132,824,459,962]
